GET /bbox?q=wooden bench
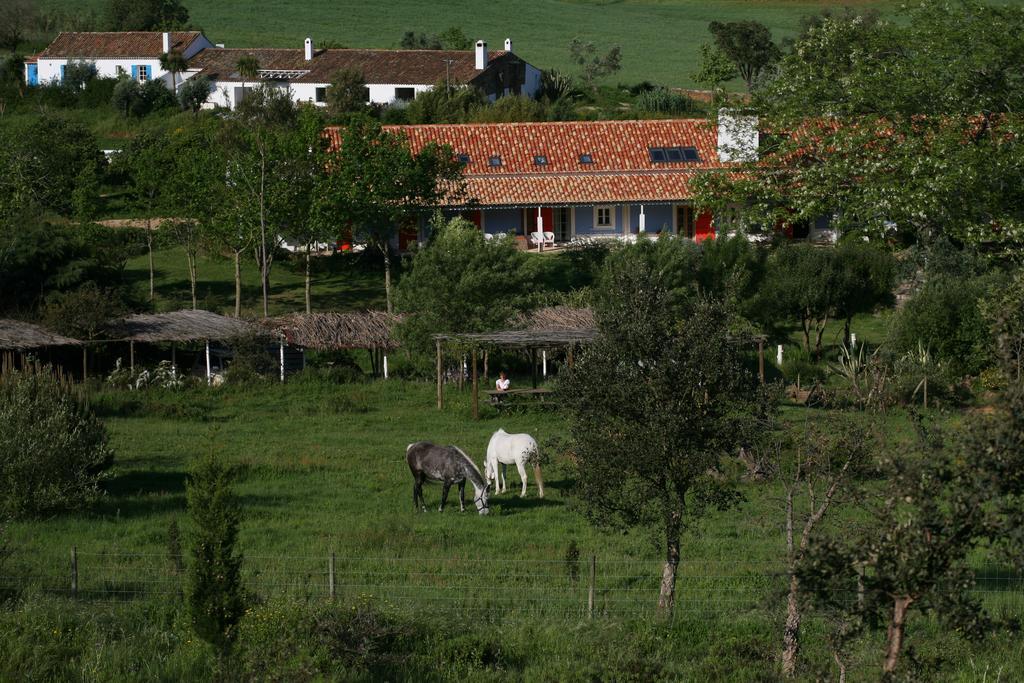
[484,388,555,411]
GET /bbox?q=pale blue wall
[627,205,674,235]
[574,205,623,237]
[484,208,522,235]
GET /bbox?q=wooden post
[171,343,177,378]
[71,546,78,598]
[567,345,574,369]
[205,340,211,385]
[483,350,488,382]
[383,354,388,379]
[587,554,596,619]
[329,551,336,599]
[279,335,285,383]
[757,338,765,385]
[129,341,135,372]
[435,338,444,410]
[530,348,538,389]
[82,347,88,381]
[542,349,547,378]
[923,376,928,408]
[471,348,479,420]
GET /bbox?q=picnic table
[484,388,555,411]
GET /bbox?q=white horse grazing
[485,429,544,498]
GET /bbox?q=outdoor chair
[543,231,555,246]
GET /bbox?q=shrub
[224,332,275,384]
[636,87,694,115]
[0,367,113,517]
[889,276,993,378]
[177,75,211,113]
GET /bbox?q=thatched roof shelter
[105,310,258,343]
[0,319,82,350]
[263,311,400,350]
[513,305,595,331]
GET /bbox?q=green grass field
[34,0,906,88]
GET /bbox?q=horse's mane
[452,446,485,484]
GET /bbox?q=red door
[463,210,483,229]
[695,211,714,242]
[398,223,419,250]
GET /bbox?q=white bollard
[776,344,784,366]
[850,333,857,349]
[383,354,389,379]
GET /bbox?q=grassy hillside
[36,0,904,88]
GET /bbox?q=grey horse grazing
[406,442,490,515]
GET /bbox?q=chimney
[474,40,487,70]
[304,37,313,61]
[162,32,170,54]
[717,109,759,163]
[504,38,512,52]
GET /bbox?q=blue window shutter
[27,64,38,86]
[60,65,66,82]
[131,65,139,80]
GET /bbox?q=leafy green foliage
[186,449,244,654]
[635,87,693,115]
[0,114,101,218]
[325,68,368,117]
[0,368,113,518]
[111,77,176,117]
[889,277,993,379]
[395,215,533,361]
[562,252,755,609]
[568,38,622,89]
[400,82,488,124]
[177,74,211,112]
[707,20,779,91]
[105,0,189,31]
[43,281,129,340]
[692,43,738,92]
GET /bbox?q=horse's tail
[533,463,544,498]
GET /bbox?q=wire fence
[3,547,1023,620]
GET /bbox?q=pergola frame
[433,328,767,419]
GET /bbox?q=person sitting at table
[495,370,510,392]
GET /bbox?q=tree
[177,74,211,113]
[693,2,1024,251]
[318,116,464,314]
[0,114,102,219]
[708,20,780,91]
[800,401,1024,678]
[400,31,441,50]
[561,251,754,613]
[235,54,260,101]
[117,129,173,300]
[774,417,873,677]
[105,0,189,31]
[159,49,188,96]
[71,161,102,221]
[438,26,472,51]
[759,243,839,357]
[568,38,622,89]
[0,367,114,518]
[395,214,534,357]
[692,43,738,94]
[43,281,128,341]
[832,241,896,346]
[223,85,304,317]
[186,448,244,657]
[403,82,487,124]
[0,0,39,53]
[325,68,367,117]
[165,121,225,309]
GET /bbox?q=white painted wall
[204,79,435,109]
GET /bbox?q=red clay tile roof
[333,119,724,207]
[38,32,203,59]
[187,47,512,85]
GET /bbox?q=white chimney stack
[504,38,512,52]
[304,37,313,61]
[162,32,170,53]
[717,109,760,163]
[474,40,487,70]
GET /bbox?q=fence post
[587,554,596,619]
[923,376,928,408]
[70,546,78,598]
[329,551,336,599]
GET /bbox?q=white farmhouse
[186,37,542,110]
[26,31,214,88]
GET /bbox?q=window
[488,155,502,167]
[457,154,471,165]
[362,86,370,102]
[579,153,594,164]
[314,87,327,103]
[136,65,149,83]
[533,155,548,166]
[394,87,415,101]
[649,146,700,163]
[595,206,613,228]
